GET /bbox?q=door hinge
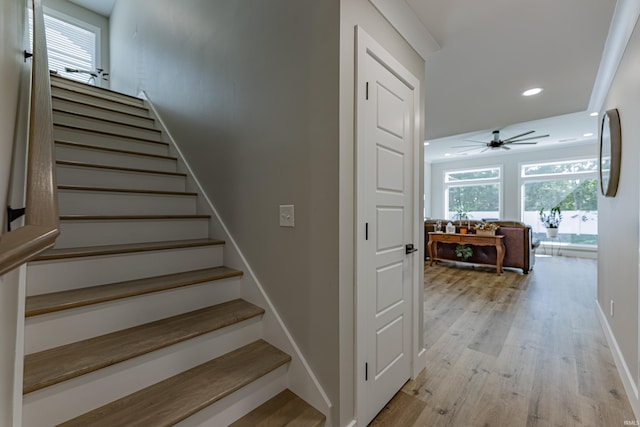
[366,82,369,100]
[365,362,368,381]
[365,222,369,240]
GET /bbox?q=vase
[546,228,558,238]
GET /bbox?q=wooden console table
[427,232,505,275]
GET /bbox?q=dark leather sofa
[424,220,540,274]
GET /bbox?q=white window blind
[29,9,99,85]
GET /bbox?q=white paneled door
[356,28,419,425]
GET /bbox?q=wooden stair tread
[56,160,187,177]
[56,140,174,159]
[26,266,243,317]
[59,215,210,221]
[24,299,265,394]
[230,389,325,427]
[58,340,290,427]
[33,238,224,261]
[58,185,197,196]
[52,93,152,119]
[53,107,160,132]
[54,123,163,144]
[51,75,145,105]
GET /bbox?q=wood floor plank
[230,389,326,427]
[23,299,263,394]
[26,266,242,317]
[58,340,290,427]
[373,257,637,426]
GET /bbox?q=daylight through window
[521,159,598,246]
[444,166,502,221]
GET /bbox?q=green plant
[539,206,562,228]
[455,244,473,261]
[454,205,470,226]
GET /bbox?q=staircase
[21,75,325,427]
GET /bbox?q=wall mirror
[600,108,621,197]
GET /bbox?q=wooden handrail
[0,0,59,277]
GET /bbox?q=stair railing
[0,0,59,277]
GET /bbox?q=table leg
[428,240,435,266]
[496,241,505,275]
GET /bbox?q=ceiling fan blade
[501,145,511,150]
[462,139,487,144]
[480,147,490,153]
[509,142,538,145]
[452,144,482,148]
[507,134,550,143]
[457,146,483,153]
[502,130,535,142]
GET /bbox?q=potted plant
[474,222,499,236]
[539,206,562,238]
[455,244,473,261]
[454,205,470,234]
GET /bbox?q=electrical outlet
[610,299,614,317]
[279,205,294,227]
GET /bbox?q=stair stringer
[140,92,333,426]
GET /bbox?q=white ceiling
[67,0,115,17]
[406,0,617,160]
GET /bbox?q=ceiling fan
[454,129,550,153]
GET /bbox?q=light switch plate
[280,205,295,227]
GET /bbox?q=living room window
[520,159,598,246]
[29,7,101,85]
[444,166,502,221]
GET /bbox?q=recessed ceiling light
[444,153,452,157]
[590,112,598,117]
[424,142,430,146]
[583,133,594,137]
[522,87,543,97]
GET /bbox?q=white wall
[109,0,341,421]
[598,16,640,416]
[428,142,598,221]
[0,0,28,424]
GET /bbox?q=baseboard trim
[140,93,333,422]
[596,300,640,420]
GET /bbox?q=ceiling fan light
[522,87,543,97]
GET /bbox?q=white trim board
[596,301,640,421]
[139,92,333,425]
[588,0,640,113]
[368,0,440,61]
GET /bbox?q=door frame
[354,26,424,424]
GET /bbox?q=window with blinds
[29,8,101,86]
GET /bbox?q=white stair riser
[25,277,242,354]
[54,127,169,156]
[56,219,210,248]
[27,245,224,295]
[53,111,163,141]
[58,190,196,216]
[176,367,288,427]
[57,165,187,192]
[53,97,155,128]
[51,79,145,108]
[22,319,264,427]
[56,144,177,172]
[51,88,150,116]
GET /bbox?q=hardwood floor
[371,256,636,426]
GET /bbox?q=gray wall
[0,0,28,424]
[598,18,640,394]
[109,0,341,415]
